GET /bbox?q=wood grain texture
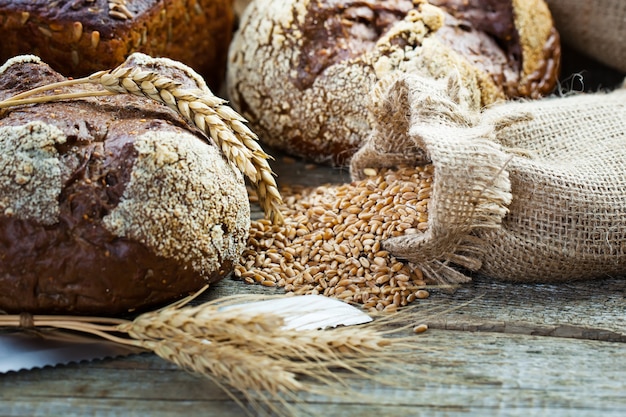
[1,330,624,417]
[206,274,626,341]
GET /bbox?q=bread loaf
[0,0,234,90]
[227,0,560,165]
[0,54,250,315]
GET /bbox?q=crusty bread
[0,0,234,90]
[0,54,249,315]
[227,0,560,165]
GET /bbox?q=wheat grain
[236,165,435,311]
[114,293,422,415]
[0,290,427,417]
[413,323,429,334]
[90,30,100,49]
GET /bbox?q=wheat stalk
[0,291,424,417]
[0,64,284,224]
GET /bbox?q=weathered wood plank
[209,273,626,342]
[397,276,626,342]
[1,330,625,416]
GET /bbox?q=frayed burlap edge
[351,72,512,286]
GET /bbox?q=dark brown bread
[0,55,249,315]
[0,0,234,90]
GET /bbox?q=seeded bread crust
[0,0,234,90]
[0,55,249,315]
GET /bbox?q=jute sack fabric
[351,73,626,284]
[545,0,626,73]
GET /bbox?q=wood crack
[426,318,626,342]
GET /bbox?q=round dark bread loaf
[0,54,250,315]
[227,0,560,165]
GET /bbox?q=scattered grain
[71,50,79,67]
[413,324,428,334]
[108,0,133,20]
[362,168,378,177]
[71,21,83,42]
[20,11,29,25]
[236,165,434,311]
[37,25,52,37]
[415,290,430,299]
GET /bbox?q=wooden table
[1,156,624,417]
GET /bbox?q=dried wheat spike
[89,66,284,224]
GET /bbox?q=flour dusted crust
[0,0,234,90]
[104,131,249,278]
[0,55,249,315]
[227,0,560,165]
[0,121,66,225]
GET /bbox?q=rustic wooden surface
[1,328,625,417]
[1,154,625,417]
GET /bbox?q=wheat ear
[0,292,423,417]
[0,66,284,224]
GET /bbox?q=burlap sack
[545,0,626,73]
[351,72,626,284]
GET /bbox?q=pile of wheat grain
[235,165,434,312]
